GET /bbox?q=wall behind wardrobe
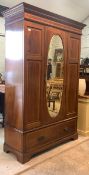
[0,17,5,75]
[81,17,89,59]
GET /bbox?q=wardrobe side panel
[5,21,24,129]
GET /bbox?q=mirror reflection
[46,35,64,118]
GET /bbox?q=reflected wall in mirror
[46,35,64,118]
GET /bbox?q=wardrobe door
[42,27,67,124]
[66,33,81,118]
[24,21,44,130]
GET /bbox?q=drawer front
[25,119,77,151]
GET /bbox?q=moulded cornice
[3,2,86,29]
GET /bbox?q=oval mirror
[46,35,64,118]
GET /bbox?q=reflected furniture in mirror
[3,3,85,163]
[46,78,63,117]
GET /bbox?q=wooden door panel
[66,64,78,116]
[68,33,80,63]
[24,21,44,129]
[25,21,44,60]
[24,61,41,129]
[66,33,80,117]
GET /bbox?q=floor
[0,127,89,175]
[18,138,89,175]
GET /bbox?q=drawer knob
[37,136,45,142]
[64,127,70,132]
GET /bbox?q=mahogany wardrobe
[3,3,85,163]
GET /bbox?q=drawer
[25,119,77,151]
